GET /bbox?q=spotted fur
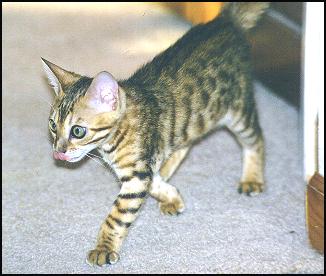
[42,2,269,266]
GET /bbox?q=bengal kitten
[42,2,269,266]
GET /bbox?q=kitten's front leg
[86,170,152,266]
[150,174,185,215]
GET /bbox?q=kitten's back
[120,2,269,150]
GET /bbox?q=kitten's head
[42,58,125,162]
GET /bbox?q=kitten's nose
[55,139,68,153]
[53,151,70,161]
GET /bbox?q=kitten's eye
[49,119,56,132]
[71,125,86,139]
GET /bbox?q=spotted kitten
[42,2,269,266]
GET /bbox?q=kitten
[42,2,269,266]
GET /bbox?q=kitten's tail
[221,2,270,31]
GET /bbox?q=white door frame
[302,2,324,180]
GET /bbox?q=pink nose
[53,151,70,161]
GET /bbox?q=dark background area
[249,2,303,109]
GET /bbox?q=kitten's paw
[159,197,185,216]
[238,181,264,196]
[86,248,120,267]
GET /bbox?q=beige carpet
[2,3,324,273]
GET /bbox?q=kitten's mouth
[53,151,70,161]
[53,151,86,163]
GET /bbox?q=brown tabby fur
[42,2,269,266]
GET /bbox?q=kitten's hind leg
[149,175,185,215]
[159,147,190,182]
[227,109,265,196]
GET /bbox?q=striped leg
[149,174,185,215]
[228,109,265,196]
[86,170,151,266]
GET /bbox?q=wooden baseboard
[306,172,324,254]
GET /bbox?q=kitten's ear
[86,71,119,113]
[41,57,80,95]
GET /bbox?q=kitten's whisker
[87,152,105,160]
[86,152,99,157]
[86,153,107,169]
[86,152,107,163]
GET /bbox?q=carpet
[2,3,324,273]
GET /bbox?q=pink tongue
[53,151,70,161]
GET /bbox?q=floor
[2,3,324,273]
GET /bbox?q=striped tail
[221,2,270,31]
